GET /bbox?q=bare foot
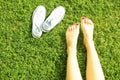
[66,24,79,48]
[81,17,94,47]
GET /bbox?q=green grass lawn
[0,0,120,80]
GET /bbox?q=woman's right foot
[81,17,94,47]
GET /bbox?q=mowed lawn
[0,0,120,80]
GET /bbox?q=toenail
[82,17,85,20]
[76,24,78,26]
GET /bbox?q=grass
[0,0,120,80]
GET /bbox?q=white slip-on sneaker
[32,6,46,38]
[41,6,65,32]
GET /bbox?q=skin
[66,17,105,80]
[66,24,82,80]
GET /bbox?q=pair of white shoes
[32,6,65,38]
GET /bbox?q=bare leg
[81,17,105,80]
[66,24,82,80]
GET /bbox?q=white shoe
[41,6,65,32]
[32,6,46,38]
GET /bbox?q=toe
[86,18,94,25]
[75,23,79,30]
[70,25,75,30]
[71,25,74,30]
[68,25,72,31]
[81,17,86,20]
[75,23,79,27]
[73,25,76,29]
[70,25,73,31]
[81,17,87,24]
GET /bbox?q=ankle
[67,42,77,49]
[67,47,77,56]
[84,38,94,48]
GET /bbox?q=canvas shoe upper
[32,6,46,38]
[41,6,65,32]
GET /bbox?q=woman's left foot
[66,24,80,48]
